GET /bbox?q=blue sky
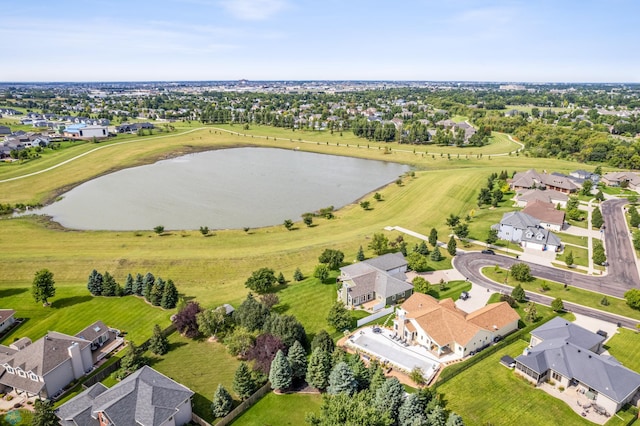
[1,0,638,82]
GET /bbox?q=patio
[0,390,35,413]
[539,382,611,425]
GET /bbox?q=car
[481,249,495,255]
[459,291,470,300]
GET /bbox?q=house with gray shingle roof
[0,309,16,335]
[338,253,413,310]
[515,317,640,415]
[492,211,562,252]
[56,365,194,426]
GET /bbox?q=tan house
[510,169,579,194]
[522,200,566,231]
[515,188,569,209]
[602,172,640,191]
[393,293,519,357]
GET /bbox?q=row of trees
[87,270,179,309]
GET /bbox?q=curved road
[454,198,640,328]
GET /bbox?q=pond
[35,147,409,230]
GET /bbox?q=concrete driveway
[455,283,496,313]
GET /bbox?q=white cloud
[219,0,288,20]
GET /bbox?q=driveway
[455,283,495,313]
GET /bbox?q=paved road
[453,198,640,328]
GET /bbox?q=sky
[1,0,638,82]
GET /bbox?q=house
[515,317,640,414]
[510,169,579,194]
[75,321,110,351]
[602,172,640,191]
[115,122,155,133]
[64,124,109,140]
[522,200,566,231]
[514,188,569,209]
[56,365,194,426]
[394,293,519,357]
[570,170,600,186]
[338,253,413,309]
[492,211,562,252]
[0,126,10,135]
[0,310,16,334]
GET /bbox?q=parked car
[459,291,470,300]
[481,249,495,255]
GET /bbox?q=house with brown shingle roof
[522,199,566,231]
[0,309,16,335]
[393,293,519,357]
[515,188,569,208]
[510,169,579,194]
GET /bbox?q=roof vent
[588,355,592,358]
[577,349,581,353]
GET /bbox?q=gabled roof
[531,317,604,349]
[75,321,109,343]
[499,211,540,229]
[520,226,562,247]
[522,200,565,226]
[516,188,568,204]
[362,252,408,272]
[57,383,108,425]
[58,366,194,426]
[0,309,15,323]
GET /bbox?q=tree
[406,252,429,272]
[412,276,430,294]
[245,268,277,294]
[453,223,469,240]
[327,302,351,331]
[288,340,308,381]
[565,251,574,267]
[360,200,371,210]
[284,219,294,230]
[87,269,103,296]
[349,355,370,391]
[427,405,448,426]
[211,384,233,418]
[118,341,145,378]
[148,324,169,355]
[368,233,389,255]
[374,377,405,423]
[32,399,58,426]
[625,288,640,310]
[154,225,165,235]
[143,272,155,301]
[409,366,426,386]
[630,206,640,228]
[263,313,307,348]
[446,413,465,426]
[277,272,286,285]
[510,263,532,282]
[399,393,427,426]
[429,228,438,247]
[311,330,335,354]
[306,347,332,390]
[525,302,538,322]
[327,361,357,395]
[492,188,504,205]
[306,392,393,426]
[447,236,457,256]
[551,297,564,312]
[224,327,257,358]
[374,192,382,201]
[248,333,286,374]
[303,215,313,227]
[595,190,605,202]
[593,240,607,265]
[234,293,270,331]
[102,271,118,297]
[32,269,56,306]
[356,245,366,261]
[314,264,330,282]
[581,179,593,196]
[260,293,280,310]
[293,267,304,282]
[318,249,345,270]
[500,294,518,308]
[123,273,134,295]
[486,228,498,246]
[200,226,210,236]
[173,301,202,338]
[233,362,256,400]
[446,214,460,229]
[477,187,492,206]
[269,349,292,391]
[197,306,230,338]
[161,279,179,309]
[133,272,144,296]
[592,206,604,228]
[416,241,430,255]
[511,284,526,302]
[430,246,443,261]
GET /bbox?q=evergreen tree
[327,361,357,395]
[133,272,144,296]
[447,236,457,256]
[446,413,465,426]
[234,293,270,332]
[269,349,292,391]
[118,341,145,378]
[429,228,438,247]
[143,272,155,302]
[430,246,443,261]
[349,355,370,391]
[102,271,117,296]
[233,362,256,400]
[511,284,526,302]
[32,399,58,426]
[327,302,352,331]
[293,267,304,281]
[211,384,233,418]
[277,272,286,285]
[356,245,365,261]
[399,393,427,426]
[123,273,134,295]
[331,347,348,366]
[32,269,56,306]
[306,347,331,390]
[150,277,165,306]
[565,251,574,267]
[287,340,308,381]
[148,324,169,355]
[417,240,430,255]
[374,377,404,423]
[551,297,564,312]
[592,206,604,228]
[161,279,179,309]
[311,330,335,354]
[525,302,538,322]
[427,405,447,426]
[368,361,386,395]
[87,269,103,296]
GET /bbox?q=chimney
[68,342,84,379]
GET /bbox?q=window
[391,294,396,301]
[552,371,562,382]
[17,370,25,377]
[6,366,14,374]
[30,373,38,381]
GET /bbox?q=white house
[0,310,16,334]
[493,211,562,252]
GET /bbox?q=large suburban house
[493,211,562,251]
[435,119,476,142]
[522,200,566,231]
[514,188,569,209]
[338,253,413,309]
[510,169,579,194]
[602,172,640,191]
[0,309,16,334]
[515,318,640,414]
[56,365,194,426]
[63,124,109,140]
[0,321,118,399]
[394,293,519,357]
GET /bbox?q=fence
[82,358,122,388]
[215,382,272,426]
[191,412,212,426]
[356,306,395,327]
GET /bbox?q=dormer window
[536,233,544,240]
[17,369,25,377]
[5,366,14,374]
[526,232,533,238]
[30,373,38,381]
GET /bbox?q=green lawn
[556,232,589,248]
[149,333,242,423]
[0,286,172,345]
[437,339,595,426]
[0,409,33,426]
[556,246,589,267]
[605,328,640,372]
[231,392,323,426]
[482,267,640,321]
[431,280,472,301]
